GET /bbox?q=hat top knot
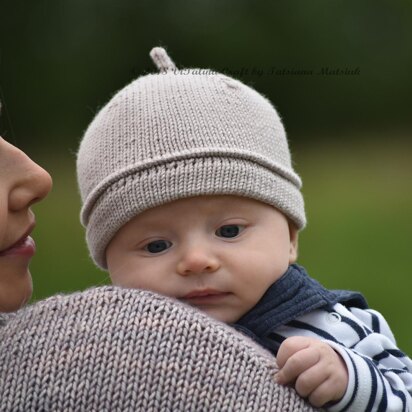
[150,47,177,72]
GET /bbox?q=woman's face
[0,137,52,312]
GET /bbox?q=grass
[28,136,412,355]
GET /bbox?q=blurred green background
[1,1,411,354]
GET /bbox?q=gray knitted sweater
[0,287,318,412]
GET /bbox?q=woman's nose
[177,245,220,276]
[9,152,53,212]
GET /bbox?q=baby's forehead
[139,195,265,221]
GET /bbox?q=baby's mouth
[180,289,231,305]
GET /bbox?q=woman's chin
[0,265,33,312]
[0,289,32,312]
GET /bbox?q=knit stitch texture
[0,287,318,412]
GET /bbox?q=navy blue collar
[232,264,368,338]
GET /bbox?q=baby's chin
[189,305,243,324]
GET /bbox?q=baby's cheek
[122,268,173,296]
[109,275,127,287]
[231,285,261,319]
[109,265,142,288]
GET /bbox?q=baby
[77,47,412,410]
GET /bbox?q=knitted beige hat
[77,46,306,269]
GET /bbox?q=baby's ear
[288,222,299,263]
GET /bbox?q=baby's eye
[144,240,172,254]
[215,225,245,238]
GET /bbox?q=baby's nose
[177,247,220,276]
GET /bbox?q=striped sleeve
[274,304,412,411]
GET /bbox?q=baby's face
[106,195,298,323]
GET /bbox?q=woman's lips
[0,221,36,258]
[0,236,36,258]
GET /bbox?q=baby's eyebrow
[139,208,251,229]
